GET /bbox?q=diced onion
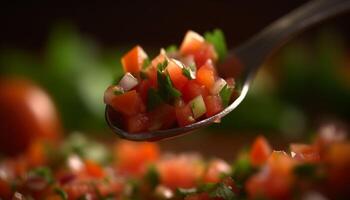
[210,78,227,95]
[189,95,206,119]
[118,73,138,91]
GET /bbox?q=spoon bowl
[106,0,350,141]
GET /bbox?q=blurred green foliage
[1,24,349,137]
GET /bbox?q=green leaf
[28,167,54,184]
[54,187,68,200]
[145,165,160,189]
[147,88,164,111]
[182,67,194,80]
[232,153,256,185]
[220,84,234,107]
[157,70,181,103]
[293,163,324,181]
[204,29,228,62]
[157,59,169,71]
[142,58,151,69]
[165,45,178,53]
[209,183,236,200]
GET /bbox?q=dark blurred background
[1,0,350,156]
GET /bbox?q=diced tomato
[0,179,11,200]
[137,79,151,103]
[175,104,195,127]
[157,155,204,189]
[105,89,145,116]
[204,95,223,117]
[268,151,295,175]
[203,159,231,183]
[63,182,95,200]
[324,142,350,195]
[182,80,209,102]
[180,31,205,55]
[84,160,105,178]
[144,66,158,88]
[196,60,216,90]
[167,59,190,90]
[115,141,160,176]
[250,136,272,166]
[290,144,320,163]
[26,139,47,167]
[125,113,149,133]
[148,104,176,130]
[180,31,217,67]
[121,45,148,74]
[193,44,218,68]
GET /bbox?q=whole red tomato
[0,78,62,155]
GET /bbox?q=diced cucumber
[189,95,206,119]
[210,78,227,95]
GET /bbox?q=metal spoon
[106,0,350,141]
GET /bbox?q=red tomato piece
[157,155,204,189]
[84,160,105,178]
[204,95,223,117]
[0,179,11,200]
[137,79,151,103]
[104,89,145,116]
[203,159,231,183]
[250,136,272,166]
[148,104,176,130]
[182,80,209,102]
[196,60,216,90]
[179,31,217,67]
[115,141,160,176]
[125,113,149,133]
[167,59,190,90]
[290,144,320,163]
[121,45,148,74]
[175,103,195,127]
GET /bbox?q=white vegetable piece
[210,78,227,95]
[118,72,139,91]
[189,95,206,119]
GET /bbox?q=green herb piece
[157,70,181,103]
[165,45,178,53]
[189,63,197,72]
[198,183,216,192]
[182,67,194,80]
[219,84,233,107]
[28,167,54,185]
[147,88,163,111]
[54,187,68,200]
[232,153,256,185]
[157,59,169,71]
[145,165,160,189]
[204,29,228,62]
[209,183,236,200]
[142,58,151,69]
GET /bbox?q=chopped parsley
[28,167,54,185]
[147,88,163,111]
[209,183,236,200]
[165,45,178,53]
[145,165,160,189]
[54,187,68,200]
[157,59,169,71]
[204,29,228,62]
[142,58,151,69]
[157,70,181,103]
[182,67,194,80]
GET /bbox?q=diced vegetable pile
[0,126,349,199]
[104,30,236,133]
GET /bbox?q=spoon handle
[234,0,350,79]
